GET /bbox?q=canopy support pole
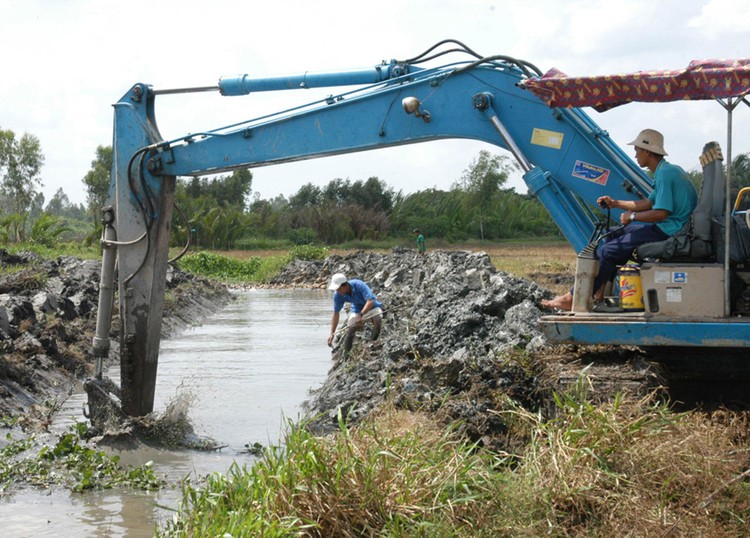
[717,94,750,317]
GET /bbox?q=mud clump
[0,248,232,424]
[272,248,662,450]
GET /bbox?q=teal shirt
[647,160,698,236]
[416,233,425,253]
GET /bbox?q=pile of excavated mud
[272,248,662,449]
[0,249,232,424]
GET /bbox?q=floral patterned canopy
[519,59,750,111]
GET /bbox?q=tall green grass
[287,244,329,261]
[178,247,330,284]
[161,409,497,537]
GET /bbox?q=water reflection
[1,289,333,537]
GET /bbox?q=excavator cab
[569,141,750,319]
[634,142,750,316]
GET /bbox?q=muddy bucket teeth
[83,376,126,432]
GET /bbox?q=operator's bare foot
[541,292,573,311]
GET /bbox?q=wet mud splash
[84,377,223,451]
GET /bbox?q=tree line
[162,150,557,249]
[3,124,750,249]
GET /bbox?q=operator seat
[635,141,725,262]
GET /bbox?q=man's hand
[597,195,614,209]
[329,311,340,347]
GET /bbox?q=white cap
[328,273,348,290]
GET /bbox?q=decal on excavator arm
[572,160,610,185]
[530,128,564,149]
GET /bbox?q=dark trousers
[593,223,669,294]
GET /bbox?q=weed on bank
[160,386,750,537]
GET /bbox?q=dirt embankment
[0,249,232,425]
[271,248,662,450]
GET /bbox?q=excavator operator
[543,129,698,311]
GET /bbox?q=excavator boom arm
[100,53,659,416]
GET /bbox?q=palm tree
[731,153,750,189]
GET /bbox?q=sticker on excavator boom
[530,128,564,149]
[672,272,687,283]
[572,160,610,185]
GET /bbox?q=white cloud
[688,0,750,38]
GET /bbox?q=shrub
[177,251,261,280]
[29,213,72,248]
[287,244,329,261]
[287,227,318,245]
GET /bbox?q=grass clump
[251,255,290,283]
[177,251,261,281]
[287,244,329,262]
[491,377,750,536]
[0,267,48,293]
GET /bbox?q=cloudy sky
[2,0,750,206]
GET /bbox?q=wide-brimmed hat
[328,273,348,290]
[628,129,667,156]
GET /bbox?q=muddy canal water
[1,289,333,537]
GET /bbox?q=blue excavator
[88,41,750,418]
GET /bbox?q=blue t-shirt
[647,159,698,236]
[333,279,382,314]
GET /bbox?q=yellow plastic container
[618,265,644,312]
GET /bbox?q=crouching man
[326,273,383,358]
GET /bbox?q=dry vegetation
[476,241,577,295]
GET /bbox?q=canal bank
[0,249,233,424]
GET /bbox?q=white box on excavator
[640,263,724,317]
